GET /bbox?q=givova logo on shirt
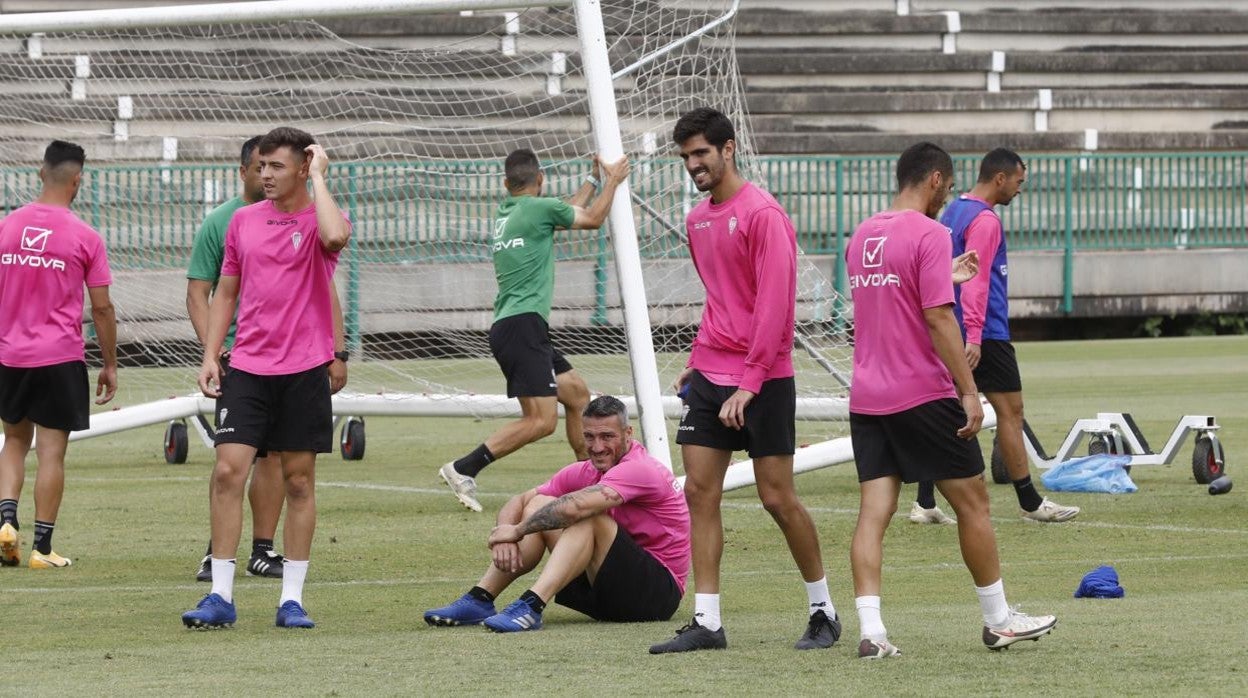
[0,226,65,271]
[491,216,525,252]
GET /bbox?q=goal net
[0,0,854,449]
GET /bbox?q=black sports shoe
[649,619,728,654]
[795,609,841,650]
[246,550,285,578]
[195,555,212,582]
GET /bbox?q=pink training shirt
[0,203,112,368]
[846,209,957,415]
[537,440,691,593]
[220,199,346,375]
[956,197,1002,346]
[685,181,796,394]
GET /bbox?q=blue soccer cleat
[424,593,496,627]
[483,599,543,633]
[275,600,316,629]
[182,593,237,629]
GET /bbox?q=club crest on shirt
[291,231,303,250]
[728,216,738,235]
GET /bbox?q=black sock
[1013,476,1044,512]
[467,586,495,603]
[453,444,495,479]
[916,481,937,510]
[0,499,17,529]
[252,538,274,555]
[33,520,54,555]
[519,589,546,614]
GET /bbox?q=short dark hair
[240,135,263,168]
[504,148,541,191]
[977,147,1025,183]
[672,106,735,149]
[258,127,315,160]
[44,140,85,170]
[896,141,952,190]
[583,395,628,427]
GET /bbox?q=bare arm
[564,158,601,209]
[305,144,351,252]
[495,485,623,543]
[569,156,630,230]
[186,279,214,346]
[87,285,117,405]
[328,278,347,393]
[197,275,239,397]
[923,304,982,439]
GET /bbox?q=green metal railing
[3,151,1243,331]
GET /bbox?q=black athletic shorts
[554,526,681,622]
[850,398,985,483]
[973,339,1022,394]
[214,364,333,454]
[675,370,795,458]
[0,360,90,432]
[489,312,573,398]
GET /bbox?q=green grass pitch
[2,336,1247,695]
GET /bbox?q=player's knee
[523,494,557,517]
[758,488,800,520]
[211,461,249,491]
[681,479,720,511]
[560,376,590,407]
[529,413,558,440]
[284,472,314,502]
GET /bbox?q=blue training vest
[940,195,1010,342]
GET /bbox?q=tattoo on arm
[517,485,622,535]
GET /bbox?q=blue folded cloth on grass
[1075,565,1125,598]
[1041,454,1137,494]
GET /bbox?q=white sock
[975,578,1010,628]
[804,577,836,618]
[281,559,309,606]
[210,558,236,603]
[694,593,721,631]
[855,595,886,641]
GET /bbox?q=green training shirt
[491,195,575,323]
[186,195,248,349]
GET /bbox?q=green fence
[2,151,1243,323]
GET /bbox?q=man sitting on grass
[424,396,689,632]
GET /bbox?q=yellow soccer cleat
[29,550,72,569]
[0,522,19,567]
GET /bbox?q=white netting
[0,1,852,428]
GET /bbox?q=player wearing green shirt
[185,136,349,580]
[439,148,631,512]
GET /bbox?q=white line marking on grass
[2,576,462,596]
[63,475,1248,535]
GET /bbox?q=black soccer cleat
[649,618,728,654]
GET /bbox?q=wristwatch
[333,351,349,362]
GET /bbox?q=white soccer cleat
[908,501,956,525]
[1021,498,1080,523]
[983,609,1057,650]
[858,637,902,659]
[439,462,482,512]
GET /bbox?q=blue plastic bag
[1040,454,1136,494]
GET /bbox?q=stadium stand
[1,1,1245,158]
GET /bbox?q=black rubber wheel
[164,420,188,464]
[1192,435,1223,484]
[990,435,1010,484]
[340,418,366,461]
[1087,434,1111,455]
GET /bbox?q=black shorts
[675,370,795,458]
[850,398,985,483]
[489,312,573,398]
[973,339,1022,394]
[214,364,333,454]
[0,360,90,432]
[554,526,681,622]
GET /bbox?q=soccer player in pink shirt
[424,396,690,632]
[650,107,841,654]
[846,142,1057,658]
[181,127,350,630]
[0,140,117,569]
